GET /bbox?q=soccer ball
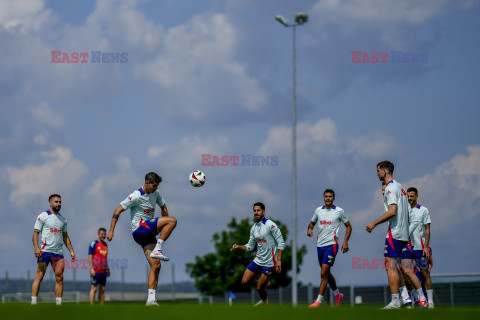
[189,170,206,187]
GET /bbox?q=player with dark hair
[366,161,428,308]
[89,228,110,304]
[307,189,352,307]
[231,202,285,306]
[405,187,434,308]
[32,194,76,305]
[106,172,177,305]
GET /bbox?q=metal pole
[121,267,125,301]
[291,23,298,308]
[350,285,354,307]
[307,284,312,304]
[450,282,454,307]
[171,263,176,301]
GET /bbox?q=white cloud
[6,147,88,202]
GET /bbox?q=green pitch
[0,303,478,320]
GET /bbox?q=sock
[316,295,323,303]
[31,296,37,304]
[55,297,62,305]
[155,239,165,251]
[426,289,434,303]
[417,288,426,301]
[409,290,417,301]
[148,289,156,302]
[400,286,409,301]
[391,294,400,306]
[332,289,339,296]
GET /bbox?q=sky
[1,0,480,289]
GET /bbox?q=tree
[186,217,307,295]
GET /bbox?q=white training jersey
[383,180,409,241]
[120,187,165,232]
[245,217,285,267]
[408,204,431,250]
[311,205,349,247]
[33,210,68,255]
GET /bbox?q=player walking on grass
[106,172,177,306]
[31,194,76,305]
[89,228,110,305]
[405,187,434,308]
[366,161,428,309]
[307,189,352,308]
[231,202,285,306]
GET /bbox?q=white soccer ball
[189,170,206,187]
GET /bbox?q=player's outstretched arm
[275,249,283,273]
[230,244,247,251]
[366,204,397,233]
[107,205,125,241]
[63,232,76,261]
[32,230,42,258]
[342,221,352,253]
[423,223,431,259]
[307,221,316,237]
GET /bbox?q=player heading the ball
[106,172,177,306]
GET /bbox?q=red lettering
[201,154,211,166]
[79,52,89,63]
[351,51,361,63]
[351,257,362,269]
[230,156,239,166]
[71,52,79,63]
[362,52,370,63]
[371,52,379,63]
[51,51,61,63]
[211,156,220,166]
[60,52,71,63]
[379,52,389,63]
[220,155,229,166]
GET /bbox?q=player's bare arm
[107,205,125,241]
[424,223,431,259]
[366,204,397,233]
[275,249,283,273]
[307,221,316,237]
[33,230,42,258]
[230,244,247,251]
[88,254,95,277]
[342,221,352,253]
[161,204,169,217]
[63,232,76,261]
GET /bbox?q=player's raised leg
[144,243,162,305]
[150,215,177,261]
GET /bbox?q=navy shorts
[91,272,108,286]
[317,244,338,266]
[37,252,64,267]
[383,238,408,259]
[132,218,158,248]
[247,262,273,276]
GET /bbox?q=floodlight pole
[276,13,307,307]
[291,23,298,308]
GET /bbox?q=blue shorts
[317,244,338,266]
[383,238,408,259]
[401,246,429,269]
[247,262,273,276]
[37,252,64,266]
[132,218,158,248]
[91,272,108,286]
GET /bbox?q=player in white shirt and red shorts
[106,172,177,306]
[307,189,352,308]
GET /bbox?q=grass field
[0,303,478,320]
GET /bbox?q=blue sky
[1,0,479,288]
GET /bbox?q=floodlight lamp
[275,15,289,27]
[294,12,308,25]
